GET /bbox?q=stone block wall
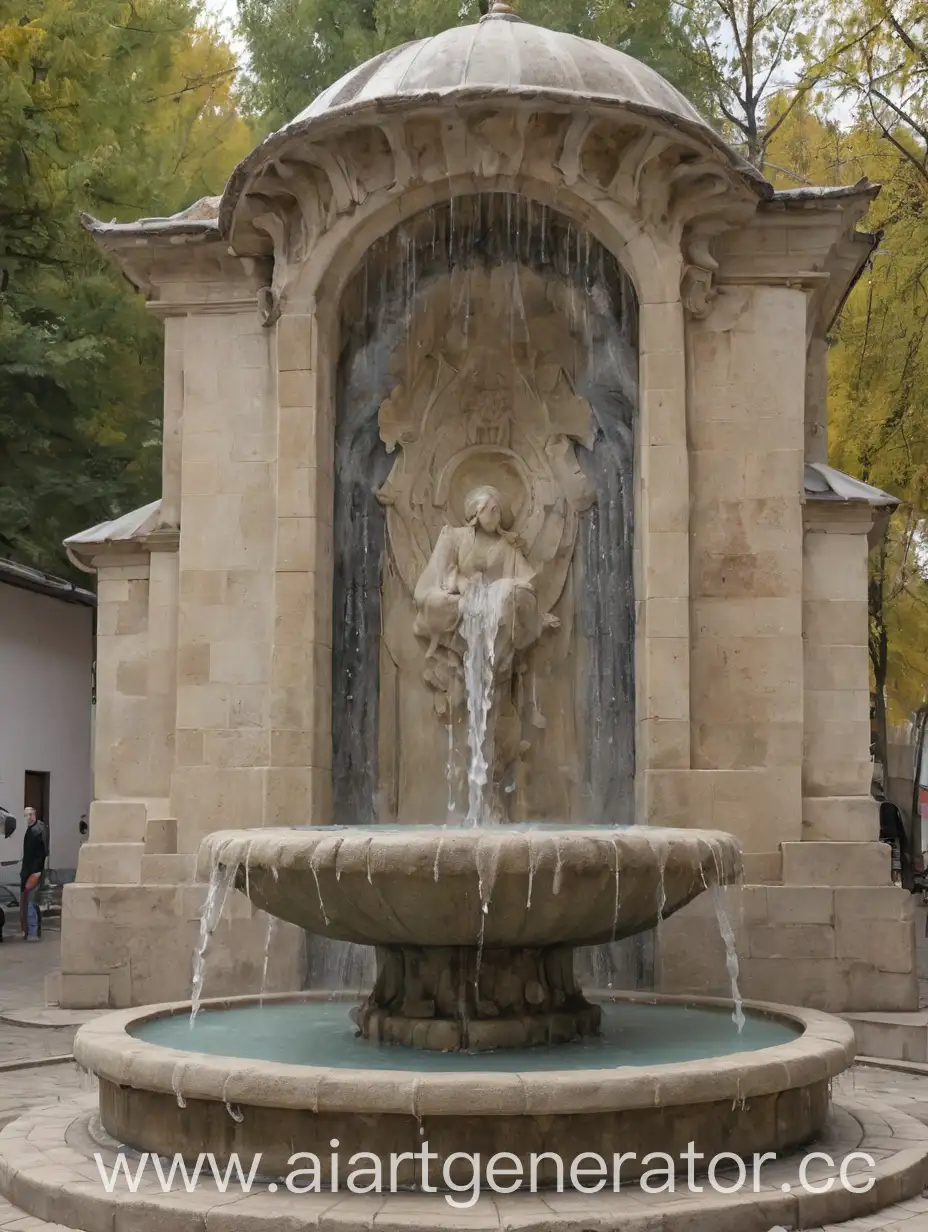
[59,261,306,1009]
[685,284,805,862]
[657,875,916,1013]
[651,214,916,1011]
[170,306,279,853]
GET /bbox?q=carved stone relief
[333,193,638,830]
[374,265,597,822]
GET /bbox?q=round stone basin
[74,992,855,1187]
[196,825,742,948]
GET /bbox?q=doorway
[23,771,50,859]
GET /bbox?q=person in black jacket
[20,808,46,941]
[877,795,909,888]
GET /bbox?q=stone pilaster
[59,255,305,1009]
[658,450,917,1013]
[169,303,277,853]
[266,308,333,829]
[647,283,806,871]
[801,501,878,842]
[636,297,691,784]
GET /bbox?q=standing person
[877,795,909,888]
[19,807,46,942]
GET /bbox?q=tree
[821,0,928,189]
[821,3,928,744]
[236,0,717,135]
[673,0,832,172]
[764,56,928,751]
[0,0,251,576]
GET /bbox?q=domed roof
[288,4,710,137]
[220,2,769,242]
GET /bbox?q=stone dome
[288,5,712,139]
[220,1,768,252]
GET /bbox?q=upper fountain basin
[197,826,742,949]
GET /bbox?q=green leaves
[235,0,716,134]
[763,7,928,721]
[0,0,249,576]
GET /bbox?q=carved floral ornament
[221,101,763,325]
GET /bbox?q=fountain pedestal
[356,944,601,1050]
[196,825,742,1052]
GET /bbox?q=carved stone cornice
[147,299,260,318]
[713,183,881,337]
[220,101,765,324]
[79,216,271,309]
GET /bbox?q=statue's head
[464,485,513,534]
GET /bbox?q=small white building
[0,558,94,877]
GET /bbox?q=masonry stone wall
[56,103,916,1012]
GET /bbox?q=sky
[204,0,238,39]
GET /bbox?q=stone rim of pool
[75,990,854,1117]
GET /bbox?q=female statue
[413,485,559,820]
[414,485,559,666]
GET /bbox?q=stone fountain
[199,824,741,1051]
[5,5,926,1230]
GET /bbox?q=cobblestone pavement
[834,1063,928,1121]
[0,1059,84,1131]
[0,932,77,1066]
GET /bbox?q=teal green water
[132,1001,799,1070]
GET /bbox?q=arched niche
[331,192,638,827]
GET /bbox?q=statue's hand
[543,613,561,630]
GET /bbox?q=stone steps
[2,1094,928,1232]
[845,1011,928,1064]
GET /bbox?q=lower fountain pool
[75,992,853,1184]
[132,997,799,1069]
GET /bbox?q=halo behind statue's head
[464,485,514,531]
[441,448,530,533]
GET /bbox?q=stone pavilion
[56,2,916,1014]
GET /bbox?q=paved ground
[0,1060,84,1132]
[0,931,77,1066]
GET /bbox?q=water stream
[710,884,746,1032]
[189,859,236,1027]
[460,581,506,825]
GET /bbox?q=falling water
[460,580,506,825]
[260,913,278,1003]
[328,189,641,999]
[335,192,637,834]
[611,838,621,941]
[304,936,375,993]
[553,838,564,895]
[474,836,502,995]
[190,858,237,1026]
[526,833,537,908]
[171,1064,187,1109]
[310,854,330,926]
[446,721,457,820]
[710,884,746,1033]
